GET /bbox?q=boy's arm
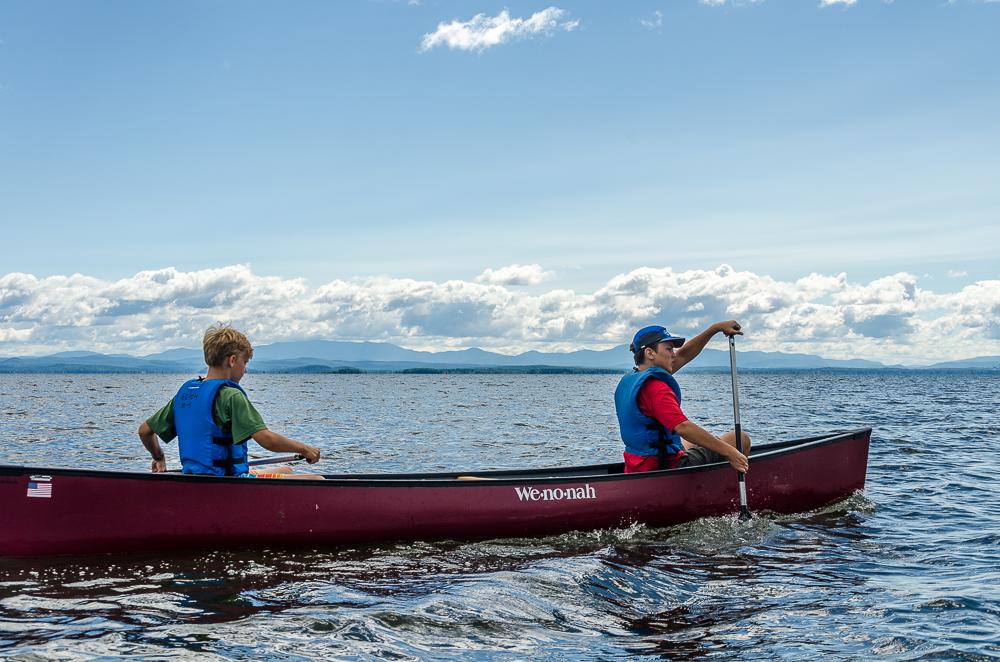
[223,389,321,463]
[139,400,175,473]
[138,421,167,473]
[673,320,742,373]
[251,429,322,464]
[674,420,748,473]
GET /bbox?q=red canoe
[0,428,870,557]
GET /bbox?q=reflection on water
[1,372,999,658]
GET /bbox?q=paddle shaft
[164,454,305,474]
[728,335,751,520]
[248,454,305,467]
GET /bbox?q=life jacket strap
[646,422,672,466]
[211,436,237,476]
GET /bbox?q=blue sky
[0,1,998,363]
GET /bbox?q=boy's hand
[151,457,167,473]
[726,448,749,474]
[715,320,743,337]
[301,445,321,464]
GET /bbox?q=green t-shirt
[146,386,267,445]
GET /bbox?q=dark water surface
[1,372,998,659]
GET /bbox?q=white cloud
[948,270,968,278]
[640,10,664,29]
[474,264,553,286]
[699,0,764,6]
[1,265,997,364]
[701,0,864,6]
[0,326,32,342]
[419,7,579,53]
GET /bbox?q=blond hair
[203,323,254,367]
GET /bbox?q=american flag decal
[27,475,52,498]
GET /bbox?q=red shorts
[623,450,685,473]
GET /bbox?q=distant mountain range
[0,341,996,373]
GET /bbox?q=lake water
[1,372,998,659]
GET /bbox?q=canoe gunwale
[0,427,871,487]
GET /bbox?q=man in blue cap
[614,321,750,474]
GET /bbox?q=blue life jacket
[614,367,684,462]
[172,378,250,476]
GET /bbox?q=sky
[0,0,997,365]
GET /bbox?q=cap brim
[636,336,686,351]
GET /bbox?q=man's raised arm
[673,320,742,372]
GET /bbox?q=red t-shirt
[623,379,688,473]
[636,379,687,431]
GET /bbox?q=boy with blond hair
[138,324,322,478]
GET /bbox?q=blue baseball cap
[629,325,686,353]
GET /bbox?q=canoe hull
[0,428,870,557]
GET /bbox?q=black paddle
[728,334,751,521]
